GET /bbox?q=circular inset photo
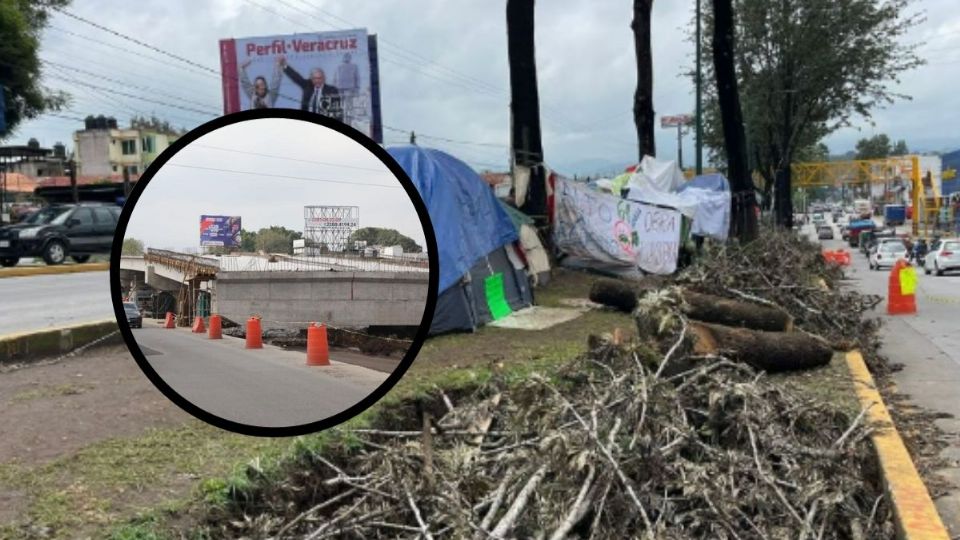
[110,110,438,436]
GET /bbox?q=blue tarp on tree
[387,145,532,334]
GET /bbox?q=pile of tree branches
[214,341,891,539]
[675,230,888,374]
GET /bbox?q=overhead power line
[51,8,219,75]
[165,163,403,188]
[49,76,218,117]
[43,60,221,111]
[191,144,391,173]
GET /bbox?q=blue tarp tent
[388,146,532,334]
[676,173,729,194]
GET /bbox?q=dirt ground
[0,346,186,467]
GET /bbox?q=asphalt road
[811,217,960,533]
[131,323,389,428]
[0,271,113,336]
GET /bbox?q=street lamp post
[661,114,694,172]
[695,0,703,175]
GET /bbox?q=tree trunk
[506,0,546,219]
[631,0,655,160]
[690,321,833,372]
[711,0,757,241]
[774,162,794,228]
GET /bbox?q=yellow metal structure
[792,155,941,237]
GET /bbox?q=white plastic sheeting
[625,183,730,241]
[627,155,686,193]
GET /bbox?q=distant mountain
[549,156,632,178]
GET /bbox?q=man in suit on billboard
[278,55,343,121]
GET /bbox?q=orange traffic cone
[208,314,222,339]
[164,312,175,329]
[306,322,330,366]
[887,259,917,315]
[192,316,206,333]
[245,317,263,349]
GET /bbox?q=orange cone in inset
[306,322,330,366]
[245,317,263,349]
[192,316,206,333]
[164,312,175,329]
[208,315,222,339]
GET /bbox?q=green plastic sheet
[484,273,513,321]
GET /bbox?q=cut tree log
[690,322,832,372]
[590,280,793,332]
[682,290,793,332]
[589,279,640,312]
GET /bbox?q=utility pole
[123,165,130,197]
[409,131,416,145]
[68,159,78,203]
[695,0,703,174]
[676,124,684,169]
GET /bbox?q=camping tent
[498,200,551,286]
[387,146,533,334]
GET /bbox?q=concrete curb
[0,262,109,279]
[0,319,120,366]
[845,350,950,539]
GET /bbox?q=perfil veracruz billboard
[200,215,241,247]
[219,29,383,143]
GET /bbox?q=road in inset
[0,272,112,335]
[132,324,390,428]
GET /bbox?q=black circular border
[109,109,439,437]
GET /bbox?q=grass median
[0,269,871,539]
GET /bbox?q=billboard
[661,114,693,128]
[200,215,241,247]
[305,216,360,229]
[219,29,383,142]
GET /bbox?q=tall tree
[122,238,144,255]
[891,138,909,156]
[711,0,757,240]
[506,0,547,220]
[631,0,656,159]
[855,133,892,160]
[0,0,71,140]
[695,0,923,227]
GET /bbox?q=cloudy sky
[11,0,960,176]
[124,118,425,251]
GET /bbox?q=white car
[923,239,960,276]
[869,240,908,270]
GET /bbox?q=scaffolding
[791,155,943,237]
[303,205,359,254]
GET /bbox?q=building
[73,115,178,177]
[1,139,68,178]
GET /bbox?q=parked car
[923,238,960,276]
[817,225,834,240]
[123,302,143,328]
[0,203,120,266]
[869,239,908,270]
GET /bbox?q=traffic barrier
[821,249,851,267]
[887,259,917,315]
[306,322,330,366]
[245,316,263,349]
[208,314,222,339]
[191,316,205,333]
[164,312,175,329]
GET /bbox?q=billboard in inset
[219,29,383,142]
[200,215,241,247]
